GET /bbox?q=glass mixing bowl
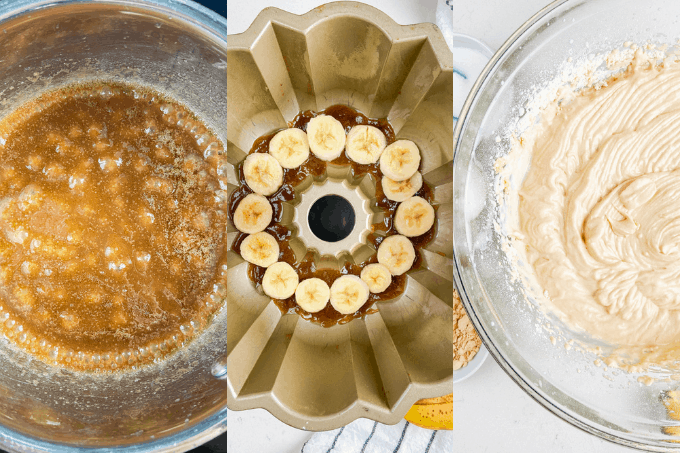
[0,0,227,451]
[454,0,680,450]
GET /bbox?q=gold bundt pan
[227,2,453,431]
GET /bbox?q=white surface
[227,4,440,453]
[452,0,556,52]
[227,408,311,453]
[454,358,636,452]
[453,0,634,451]
[228,0,636,452]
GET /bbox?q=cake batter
[514,50,680,364]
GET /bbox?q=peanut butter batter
[514,50,680,366]
[0,82,226,371]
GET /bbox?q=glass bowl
[0,0,227,451]
[453,0,680,450]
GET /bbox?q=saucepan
[0,0,228,451]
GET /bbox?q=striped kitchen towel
[300,419,452,453]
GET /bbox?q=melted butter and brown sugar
[0,82,226,371]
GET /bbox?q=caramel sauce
[228,105,434,327]
[0,82,226,371]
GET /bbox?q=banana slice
[377,235,416,275]
[233,193,273,234]
[360,263,392,293]
[329,275,370,315]
[382,171,423,202]
[240,232,279,268]
[243,153,283,196]
[262,262,299,299]
[345,125,387,164]
[394,196,435,237]
[379,140,421,181]
[269,128,310,168]
[306,114,346,161]
[295,278,330,313]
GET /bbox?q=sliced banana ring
[329,275,370,315]
[269,128,310,168]
[233,193,273,234]
[243,153,284,196]
[240,232,279,268]
[377,235,416,276]
[394,196,435,237]
[345,125,387,164]
[263,262,299,299]
[379,140,421,182]
[382,171,423,202]
[306,114,346,161]
[360,263,392,293]
[295,278,331,313]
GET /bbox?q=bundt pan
[226,2,454,430]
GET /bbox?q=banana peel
[404,394,452,430]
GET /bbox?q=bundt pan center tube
[226,2,454,431]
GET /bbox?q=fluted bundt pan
[226,2,453,430]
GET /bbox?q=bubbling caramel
[0,82,226,371]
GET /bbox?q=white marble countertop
[227,0,635,451]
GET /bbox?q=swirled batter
[517,50,680,355]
